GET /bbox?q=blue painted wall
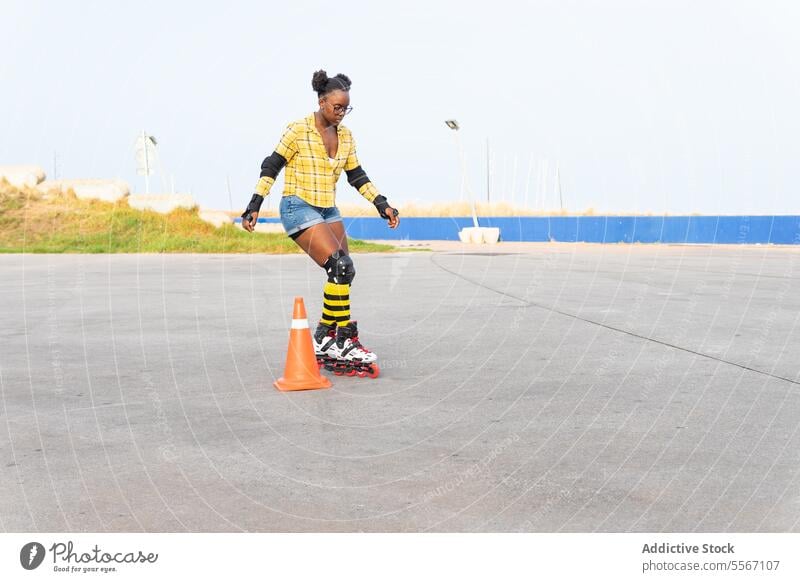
[237,216,800,244]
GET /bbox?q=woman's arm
[241,123,299,231]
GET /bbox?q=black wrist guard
[373,195,397,220]
[241,194,264,219]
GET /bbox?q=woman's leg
[291,222,341,266]
[291,222,352,330]
[290,219,375,368]
[327,220,349,255]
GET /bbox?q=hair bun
[312,69,329,93]
[332,73,351,91]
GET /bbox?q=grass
[0,181,394,254]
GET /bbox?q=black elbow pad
[260,152,287,179]
[345,165,370,190]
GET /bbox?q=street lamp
[444,119,479,229]
[444,120,501,244]
[444,120,464,203]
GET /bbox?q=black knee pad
[324,250,356,284]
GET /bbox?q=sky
[1,0,799,214]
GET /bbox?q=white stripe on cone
[291,318,309,329]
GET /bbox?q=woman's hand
[373,195,399,228]
[386,207,399,229]
[242,211,259,232]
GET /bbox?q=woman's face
[319,89,351,126]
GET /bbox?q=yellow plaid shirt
[254,113,380,208]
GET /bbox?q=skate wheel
[367,364,380,379]
[346,369,357,377]
[356,370,367,378]
[334,370,344,376]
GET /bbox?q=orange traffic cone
[274,297,332,391]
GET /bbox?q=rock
[38,179,130,202]
[127,193,195,214]
[198,209,233,228]
[254,222,285,234]
[0,165,46,188]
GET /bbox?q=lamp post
[444,120,463,203]
[444,120,479,228]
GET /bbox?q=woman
[241,70,399,374]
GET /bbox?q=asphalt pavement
[1,243,799,532]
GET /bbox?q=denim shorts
[279,195,343,236]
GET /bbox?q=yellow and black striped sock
[321,281,350,327]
